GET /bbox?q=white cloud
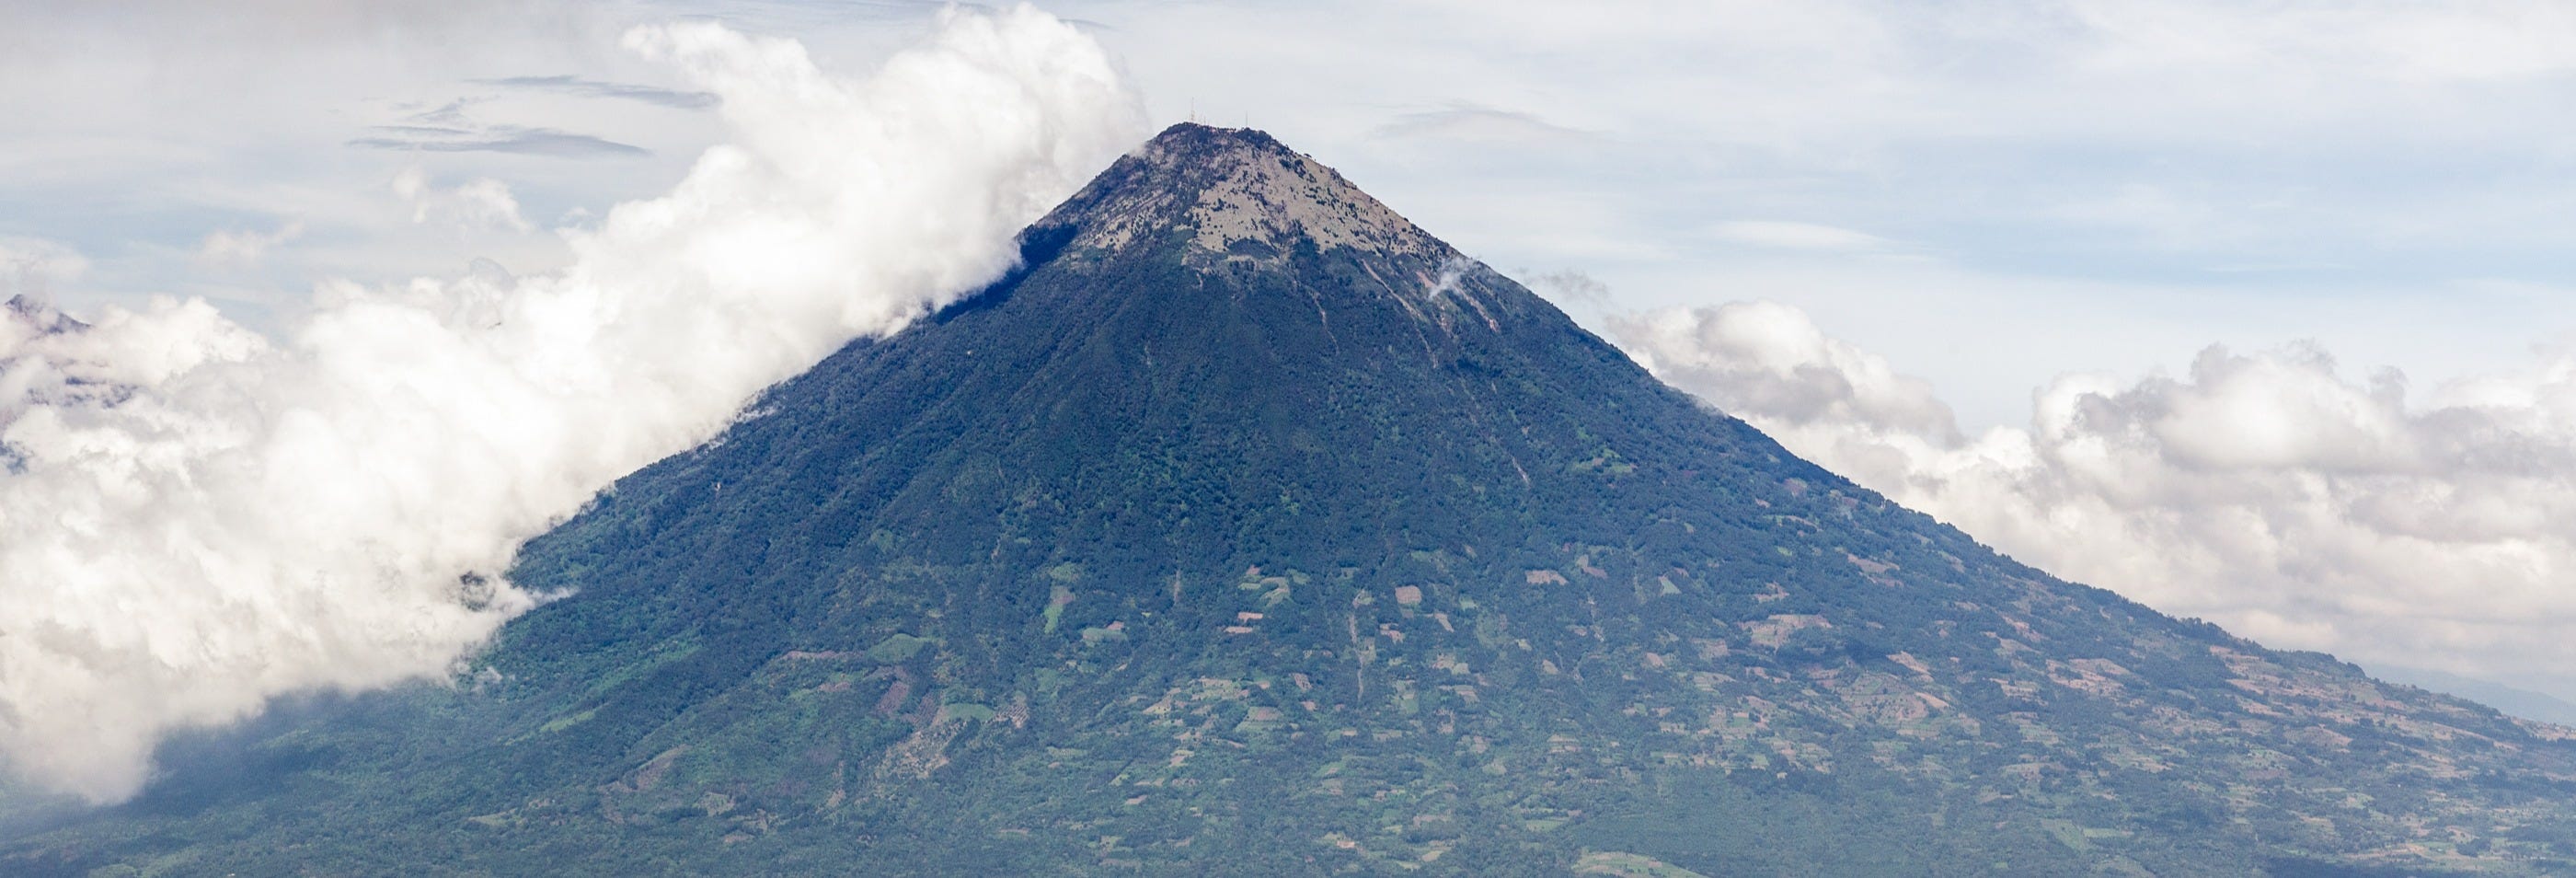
[197,221,305,268]
[2063,0,2576,85]
[393,168,533,233]
[0,6,1141,803]
[1374,101,1591,145]
[0,237,88,304]
[1614,299,2576,699]
[1520,269,1613,308]
[1616,301,1956,441]
[0,0,730,328]
[1707,220,1891,251]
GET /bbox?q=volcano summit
[11,124,2576,876]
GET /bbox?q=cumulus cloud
[0,6,1140,803]
[392,168,532,233]
[1521,269,1612,308]
[1618,302,1959,444]
[1613,301,2576,696]
[197,221,305,267]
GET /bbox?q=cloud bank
[0,6,1139,803]
[1615,302,2576,697]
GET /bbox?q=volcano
[12,124,2576,877]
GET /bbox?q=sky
[4,0,2575,795]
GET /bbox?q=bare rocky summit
[1045,125,1443,264]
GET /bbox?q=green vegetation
[867,633,935,664]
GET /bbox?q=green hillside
[12,124,2576,877]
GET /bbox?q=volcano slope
[11,124,2576,876]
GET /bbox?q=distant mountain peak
[3,295,82,336]
[1040,122,1445,265]
[31,119,2576,878]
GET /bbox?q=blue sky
[6,1,2576,713]
[11,1,2574,428]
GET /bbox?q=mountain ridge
[3,295,83,335]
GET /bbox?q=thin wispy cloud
[1706,220,1891,251]
[0,237,86,304]
[350,95,650,157]
[197,220,305,267]
[477,74,719,110]
[349,126,650,157]
[1373,101,1592,144]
